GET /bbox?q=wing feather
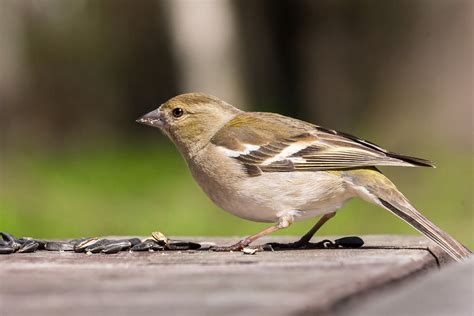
[211,112,434,176]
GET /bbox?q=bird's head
[137,93,241,157]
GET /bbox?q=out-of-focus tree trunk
[164,0,248,108]
[0,1,28,149]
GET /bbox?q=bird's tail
[346,169,471,262]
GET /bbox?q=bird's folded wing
[211,112,433,176]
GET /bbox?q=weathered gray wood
[0,235,455,316]
[336,257,474,316]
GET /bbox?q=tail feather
[348,170,471,262]
[378,198,471,262]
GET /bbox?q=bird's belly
[211,171,354,223]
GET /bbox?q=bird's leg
[294,212,336,246]
[268,212,336,249]
[211,214,294,252]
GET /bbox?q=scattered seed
[0,247,15,255]
[166,241,201,251]
[74,238,100,252]
[242,247,258,255]
[45,241,75,251]
[17,241,39,253]
[334,236,364,248]
[131,239,163,252]
[151,232,169,246]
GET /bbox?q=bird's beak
[136,109,164,128]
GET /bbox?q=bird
[137,93,470,261]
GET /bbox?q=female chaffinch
[137,93,470,261]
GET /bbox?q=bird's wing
[211,112,433,177]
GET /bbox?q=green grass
[1,141,472,248]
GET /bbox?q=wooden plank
[337,258,473,316]
[0,235,451,316]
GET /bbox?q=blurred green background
[0,0,472,247]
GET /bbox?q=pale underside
[223,170,355,223]
[189,146,359,223]
[189,112,432,223]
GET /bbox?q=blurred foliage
[1,139,472,248]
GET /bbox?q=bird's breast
[186,147,353,223]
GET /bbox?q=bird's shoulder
[210,111,316,151]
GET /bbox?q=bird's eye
[172,107,184,118]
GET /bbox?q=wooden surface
[338,257,473,316]
[0,235,458,316]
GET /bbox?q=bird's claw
[210,240,250,252]
[210,244,244,252]
[210,240,272,253]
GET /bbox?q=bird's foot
[210,238,256,252]
[210,243,245,252]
